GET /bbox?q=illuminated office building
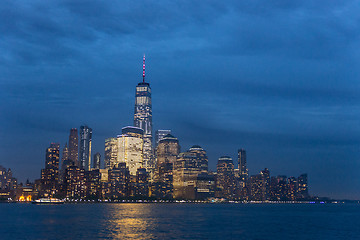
[156,134,180,166]
[216,156,235,199]
[195,172,215,199]
[238,149,248,183]
[155,130,171,148]
[64,165,85,199]
[108,162,131,198]
[105,137,118,169]
[68,128,79,166]
[79,125,92,171]
[117,126,144,176]
[134,168,149,197]
[85,169,102,199]
[288,176,297,200]
[154,134,180,198]
[297,173,309,199]
[188,145,208,173]
[173,146,209,199]
[269,175,287,201]
[249,168,270,201]
[173,151,201,199]
[40,143,60,196]
[261,168,270,200]
[134,55,154,178]
[0,165,17,191]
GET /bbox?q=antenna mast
[143,54,145,83]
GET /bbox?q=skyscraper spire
[143,54,145,83]
[135,54,153,180]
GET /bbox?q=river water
[1,203,359,239]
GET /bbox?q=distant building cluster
[2,57,310,202]
[0,165,17,200]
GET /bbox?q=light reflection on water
[104,204,155,239]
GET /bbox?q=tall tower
[68,128,79,166]
[79,125,92,171]
[61,143,69,164]
[134,55,154,178]
[105,137,118,169]
[238,149,248,183]
[41,143,60,196]
[216,156,235,199]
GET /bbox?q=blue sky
[0,0,359,199]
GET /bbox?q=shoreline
[2,199,359,204]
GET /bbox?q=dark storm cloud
[1,0,359,199]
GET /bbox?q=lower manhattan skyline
[1,1,360,201]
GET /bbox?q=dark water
[1,203,360,240]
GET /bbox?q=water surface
[1,203,359,239]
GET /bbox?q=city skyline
[0,1,359,200]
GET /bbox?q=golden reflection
[106,204,155,239]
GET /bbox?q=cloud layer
[1,0,359,199]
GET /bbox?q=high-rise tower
[105,137,118,170]
[216,156,235,199]
[79,125,92,171]
[134,55,154,178]
[238,149,248,183]
[68,128,79,166]
[40,143,60,196]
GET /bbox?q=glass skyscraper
[68,128,78,166]
[238,149,248,183]
[79,125,92,171]
[104,137,118,169]
[134,55,154,179]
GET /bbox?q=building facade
[173,151,201,199]
[64,165,85,199]
[0,165,17,200]
[297,173,309,199]
[237,149,248,184]
[249,168,270,201]
[134,55,154,178]
[105,137,118,170]
[93,152,101,169]
[155,130,171,148]
[79,125,92,171]
[117,126,144,176]
[188,145,208,173]
[68,128,79,166]
[216,156,235,199]
[154,134,180,198]
[40,143,60,197]
[108,162,131,198]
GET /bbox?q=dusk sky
[1,0,359,199]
